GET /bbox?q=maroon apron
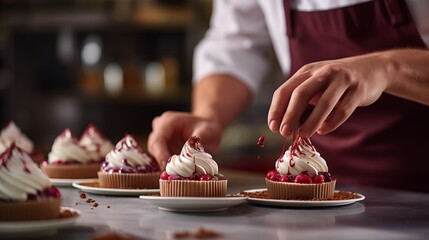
[284,0,429,192]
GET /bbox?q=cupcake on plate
[98,134,160,189]
[79,124,114,163]
[41,129,102,179]
[0,121,45,164]
[159,136,227,197]
[265,134,336,200]
[0,143,61,221]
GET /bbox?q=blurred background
[0,0,285,173]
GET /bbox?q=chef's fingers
[147,132,170,170]
[147,111,184,169]
[280,74,327,137]
[299,73,349,138]
[268,71,311,134]
[316,87,359,135]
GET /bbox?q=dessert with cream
[0,121,45,164]
[159,136,227,197]
[41,126,112,179]
[0,143,61,221]
[98,134,160,189]
[79,124,114,163]
[265,133,336,199]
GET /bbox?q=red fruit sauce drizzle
[257,136,265,148]
[0,143,31,174]
[286,130,317,168]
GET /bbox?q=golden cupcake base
[0,198,61,221]
[41,163,101,179]
[266,179,336,200]
[160,179,227,197]
[98,171,160,189]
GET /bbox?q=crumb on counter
[91,231,139,240]
[174,227,223,239]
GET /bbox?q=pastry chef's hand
[148,111,222,170]
[268,53,391,138]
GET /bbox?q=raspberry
[313,174,325,184]
[199,174,212,181]
[189,172,201,181]
[160,171,169,180]
[279,174,292,182]
[294,174,313,184]
[266,170,279,181]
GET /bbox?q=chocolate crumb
[91,208,93,210]
[107,206,111,208]
[91,200,96,203]
[194,228,223,238]
[59,209,79,218]
[93,202,99,207]
[174,231,191,239]
[174,228,222,239]
[86,199,92,203]
[91,231,139,240]
[188,136,200,150]
[80,192,87,199]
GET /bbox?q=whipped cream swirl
[104,135,153,170]
[276,137,328,177]
[0,144,52,201]
[166,136,218,178]
[0,122,34,154]
[48,129,93,164]
[79,124,113,161]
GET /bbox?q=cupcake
[0,122,45,164]
[159,136,227,197]
[265,134,336,200]
[98,134,160,189]
[41,128,104,179]
[0,143,61,221]
[79,124,114,163]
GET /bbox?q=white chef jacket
[193,0,429,95]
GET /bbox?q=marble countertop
[9,170,429,240]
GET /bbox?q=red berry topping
[199,174,212,181]
[189,172,201,181]
[279,174,292,182]
[294,174,313,184]
[168,175,185,181]
[160,171,169,180]
[313,174,325,184]
[266,170,279,181]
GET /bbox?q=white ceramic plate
[72,180,160,196]
[50,178,98,187]
[0,207,80,237]
[244,188,365,208]
[139,195,248,212]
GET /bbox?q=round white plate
[72,180,160,196]
[0,207,80,237]
[244,188,365,208]
[50,178,98,187]
[139,195,248,212]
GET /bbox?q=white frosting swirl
[0,144,52,201]
[48,129,93,164]
[0,122,34,153]
[104,135,152,168]
[166,137,218,177]
[79,124,113,161]
[276,137,328,177]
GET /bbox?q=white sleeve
[193,0,272,95]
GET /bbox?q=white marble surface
[4,170,429,240]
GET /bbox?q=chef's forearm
[192,74,252,130]
[383,48,429,106]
